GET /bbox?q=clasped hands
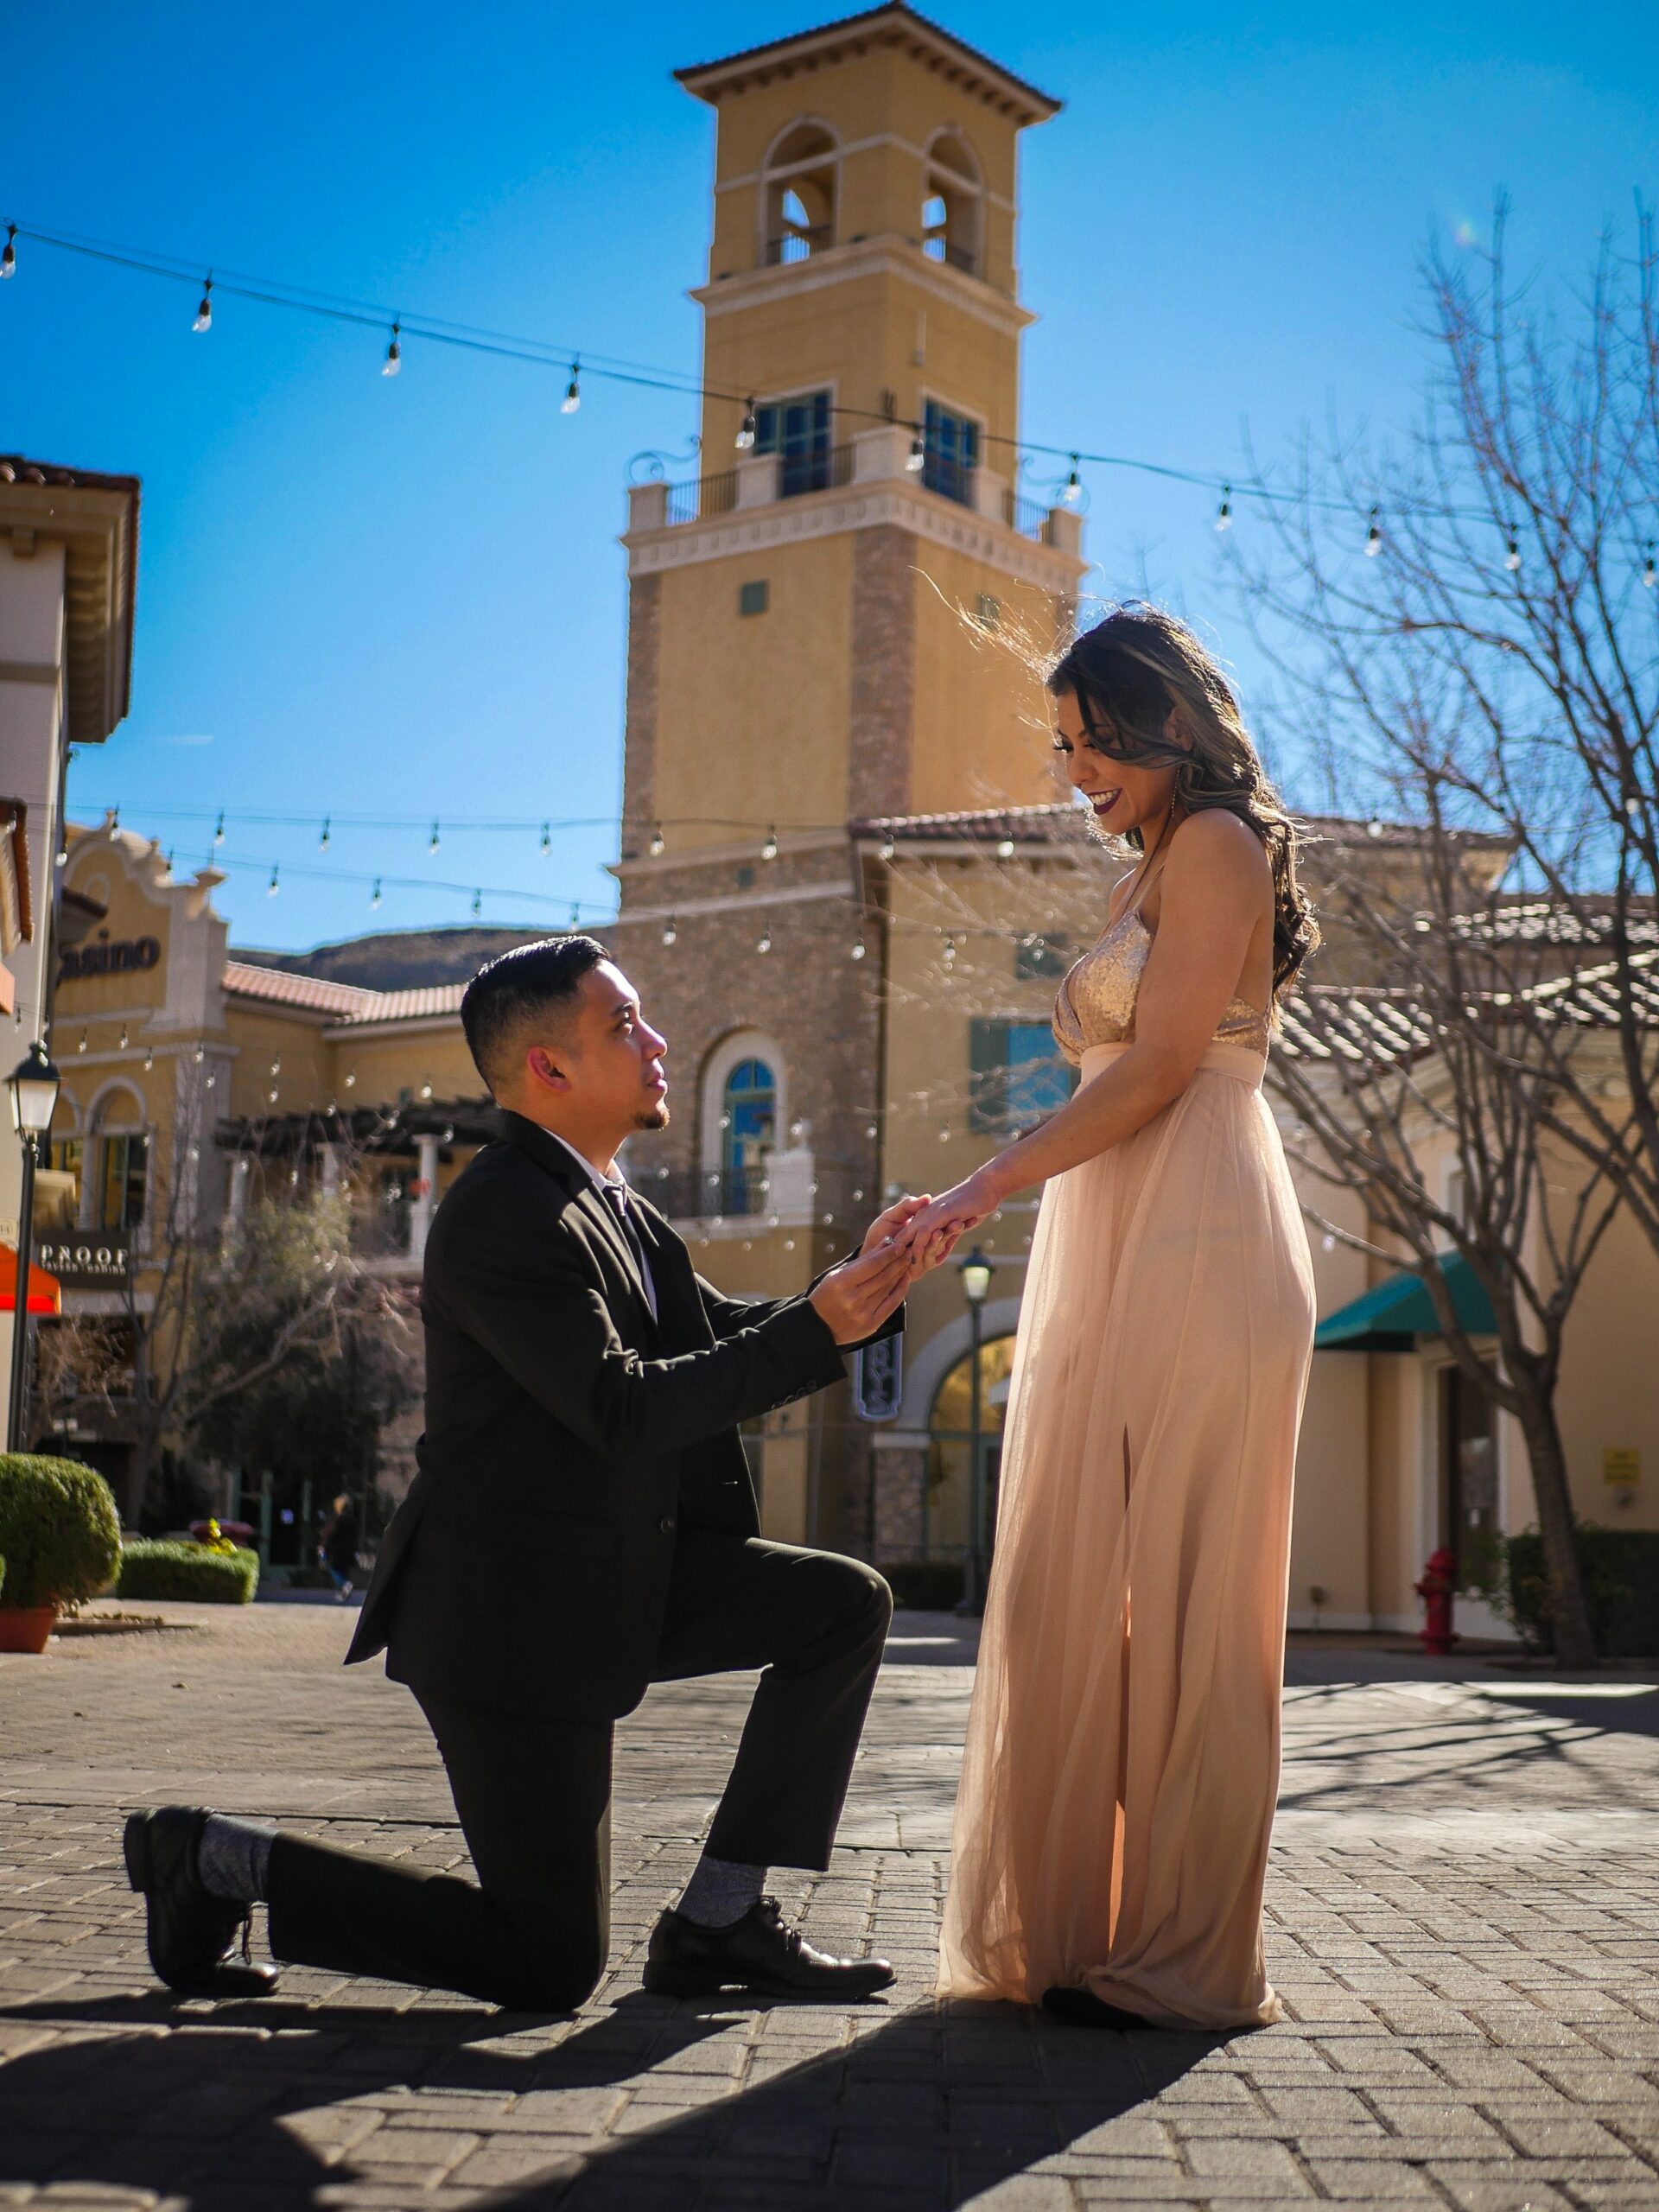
[806,1175,1001,1346]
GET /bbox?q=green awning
[1314,1251,1497,1353]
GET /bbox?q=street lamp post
[7,1042,62,1452]
[957,1245,993,1614]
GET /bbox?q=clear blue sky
[8,2,1655,952]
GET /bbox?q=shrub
[117,1539,259,1605]
[885,1560,966,1611]
[0,1455,123,1611]
[1504,1527,1659,1659]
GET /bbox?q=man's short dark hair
[460,935,609,1096]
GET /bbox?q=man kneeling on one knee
[124,937,928,2007]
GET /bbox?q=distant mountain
[229,925,560,991]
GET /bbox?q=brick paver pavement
[2,1599,1656,2211]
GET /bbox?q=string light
[267,863,280,894]
[429,821,441,855]
[1215,485,1233,532]
[879,834,895,862]
[1504,533,1521,572]
[193,277,213,333]
[143,1047,154,1071]
[943,934,957,967]
[735,397,758,451]
[371,877,382,907]
[562,359,581,414]
[761,826,779,861]
[270,1057,281,1076]
[1,225,15,278]
[649,824,665,856]
[382,321,402,376]
[1364,508,1382,557]
[77,1031,87,1053]
[1643,542,1656,590]
[213,810,225,845]
[1061,454,1081,505]
[996,836,1015,860]
[345,1069,357,1088]
[540,822,551,855]
[757,921,772,954]
[118,1026,128,1049]
[471,888,481,917]
[906,428,926,474]
[662,915,677,945]
[850,934,867,960]
[319,816,331,850]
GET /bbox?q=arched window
[922,130,982,278]
[925,1333,1017,1564]
[721,1058,777,1212]
[762,123,837,266]
[89,1086,149,1233]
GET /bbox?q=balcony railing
[632,1161,865,1230]
[779,442,854,499]
[665,468,737,527]
[765,226,832,265]
[637,1165,772,1220]
[922,450,975,509]
[925,238,980,279]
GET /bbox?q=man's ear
[524,1043,571,1096]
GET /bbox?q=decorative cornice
[625,481,1084,591]
[694,236,1033,337]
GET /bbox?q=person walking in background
[317,1492,359,1601]
[905,606,1319,2031]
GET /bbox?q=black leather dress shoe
[124,1806,279,1997]
[1041,1985,1150,2030]
[644,1897,894,2001]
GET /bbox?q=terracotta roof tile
[222,961,465,1027]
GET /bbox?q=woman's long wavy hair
[1048,605,1319,999]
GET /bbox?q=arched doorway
[926,1333,1015,1566]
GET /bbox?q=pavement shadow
[0,1988,1224,2211]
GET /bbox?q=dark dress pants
[265,1535,892,2010]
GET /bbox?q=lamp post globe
[7,1041,61,1452]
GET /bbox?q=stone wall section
[848,526,916,821]
[619,572,661,858]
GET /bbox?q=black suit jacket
[346,1113,899,1719]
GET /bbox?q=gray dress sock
[676,1854,766,1929]
[196,1814,276,1904]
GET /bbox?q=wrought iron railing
[765,226,832,265]
[923,451,976,509]
[779,442,854,499]
[664,467,738,527]
[925,239,980,279]
[632,1161,867,1229]
[1003,489,1056,542]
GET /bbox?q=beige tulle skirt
[938,1043,1316,2029]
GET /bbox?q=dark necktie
[603,1181,653,1304]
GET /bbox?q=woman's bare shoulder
[1166,809,1269,886]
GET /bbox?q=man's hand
[809,1239,914,1346]
[860,1192,932,1256]
[896,1169,999,1272]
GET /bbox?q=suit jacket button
[659,1516,675,1534]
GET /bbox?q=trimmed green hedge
[0,1455,123,1611]
[117,1540,260,1605]
[1506,1528,1659,1659]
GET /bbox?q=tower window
[752,390,834,497]
[762,124,836,266]
[739,580,769,617]
[969,1019,1074,1133]
[923,400,980,507]
[922,131,983,279]
[721,1058,777,1213]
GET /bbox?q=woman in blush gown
[904,606,1319,2033]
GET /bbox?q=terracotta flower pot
[0,1605,58,1655]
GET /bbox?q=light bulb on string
[1364,508,1382,557]
[735,397,758,451]
[429,821,441,855]
[1,225,15,278]
[319,817,330,850]
[906,428,926,474]
[143,1048,154,1072]
[193,278,213,333]
[1643,542,1656,590]
[1215,485,1233,532]
[569,901,580,927]
[267,864,280,895]
[213,810,225,846]
[1624,795,1641,818]
[850,934,867,961]
[878,834,895,862]
[996,836,1015,860]
[757,921,772,955]
[118,1026,128,1050]
[1060,454,1081,505]
[540,822,551,856]
[649,823,665,857]
[943,933,957,967]
[1504,533,1521,573]
[761,826,779,862]
[472,889,481,918]
[662,916,677,946]
[345,1069,357,1088]
[562,359,581,414]
[371,878,382,908]
[382,321,402,376]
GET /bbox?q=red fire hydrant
[1414,1546,1459,1656]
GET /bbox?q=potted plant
[0,1454,123,1653]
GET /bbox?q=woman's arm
[902,813,1270,1259]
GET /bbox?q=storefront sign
[58,935,161,982]
[855,1335,903,1422]
[35,1237,131,1290]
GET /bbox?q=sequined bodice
[1052,904,1272,1064]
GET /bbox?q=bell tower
[617,3,1081,868]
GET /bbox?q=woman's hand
[897,1170,1000,1272]
[860,1192,933,1256]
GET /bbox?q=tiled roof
[852,804,1512,855]
[1278,952,1659,1066]
[0,455,143,495]
[674,5,1060,121]
[222,961,466,1027]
